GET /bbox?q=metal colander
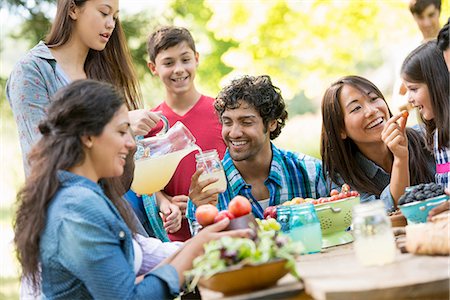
[315,196,360,248]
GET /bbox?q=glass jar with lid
[195,149,227,192]
[289,203,322,254]
[352,200,397,266]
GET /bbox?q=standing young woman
[6,0,159,173]
[321,75,435,212]
[13,80,250,299]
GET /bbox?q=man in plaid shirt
[187,75,328,224]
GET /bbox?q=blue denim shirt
[40,171,179,299]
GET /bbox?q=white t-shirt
[258,198,270,210]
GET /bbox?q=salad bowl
[198,259,289,295]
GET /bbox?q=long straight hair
[14,80,136,291]
[45,0,142,110]
[401,40,450,150]
[321,75,434,195]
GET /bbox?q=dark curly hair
[214,75,288,140]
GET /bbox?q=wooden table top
[199,242,450,300]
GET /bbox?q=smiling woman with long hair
[321,75,435,212]
[13,79,250,299]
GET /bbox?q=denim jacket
[40,171,179,299]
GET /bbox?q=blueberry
[415,192,425,201]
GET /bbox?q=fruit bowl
[314,196,360,248]
[399,194,449,224]
[198,259,289,295]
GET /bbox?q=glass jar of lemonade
[289,203,322,254]
[352,201,397,266]
[195,150,227,192]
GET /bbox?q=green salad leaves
[185,228,302,291]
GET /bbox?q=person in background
[6,0,161,175]
[13,79,251,299]
[127,26,226,242]
[409,0,442,43]
[188,75,328,222]
[402,41,450,190]
[321,75,435,213]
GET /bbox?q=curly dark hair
[214,75,288,140]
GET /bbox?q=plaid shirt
[434,129,450,189]
[187,143,328,220]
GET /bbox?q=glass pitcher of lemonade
[132,121,200,195]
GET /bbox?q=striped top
[434,129,450,189]
[187,143,328,220]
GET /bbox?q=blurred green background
[1,0,448,298]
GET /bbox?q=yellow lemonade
[132,146,199,195]
[199,170,227,192]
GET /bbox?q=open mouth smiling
[366,117,384,129]
[171,76,189,82]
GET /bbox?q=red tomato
[330,189,339,196]
[195,204,219,227]
[228,195,252,217]
[214,210,235,223]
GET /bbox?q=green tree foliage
[2,0,449,112]
[2,0,53,45]
[170,0,237,97]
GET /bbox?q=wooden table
[199,243,450,300]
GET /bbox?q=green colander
[315,196,360,248]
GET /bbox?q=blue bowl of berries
[398,183,449,224]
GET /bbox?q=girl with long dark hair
[321,75,435,212]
